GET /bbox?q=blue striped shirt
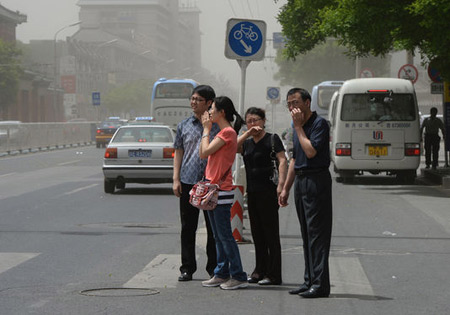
[174,115,219,185]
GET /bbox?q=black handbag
[269,134,279,185]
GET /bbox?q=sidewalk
[418,166,450,189]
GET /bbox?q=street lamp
[53,21,81,120]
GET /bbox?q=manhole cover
[80,287,159,297]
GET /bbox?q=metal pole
[53,21,81,121]
[234,59,251,185]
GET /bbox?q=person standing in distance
[173,85,218,281]
[420,107,445,169]
[279,88,333,298]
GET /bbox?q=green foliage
[274,39,391,91]
[0,39,22,110]
[103,79,153,117]
[276,0,450,79]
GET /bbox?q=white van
[311,81,345,120]
[328,78,421,183]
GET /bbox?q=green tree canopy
[103,79,153,118]
[277,0,450,79]
[0,39,22,112]
[274,39,390,91]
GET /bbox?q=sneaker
[202,276,229,287]
[219,278,248,290]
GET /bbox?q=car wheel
[104,178,116,194]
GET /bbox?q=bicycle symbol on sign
[233,24,258,42]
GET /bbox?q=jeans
[207,203,247,281]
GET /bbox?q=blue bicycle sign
[225,18,266,61]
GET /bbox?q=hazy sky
[1,0,288,107]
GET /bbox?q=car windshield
[113,127,173,143]
[341,93,416,121]
[317,86,341,110]
[99,121,123,128]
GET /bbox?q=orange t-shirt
[205,127,236,191]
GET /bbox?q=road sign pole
[235,59,251,185]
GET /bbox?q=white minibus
[328,78,421,183]
[311,81,344,120]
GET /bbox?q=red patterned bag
[189,180,219,210]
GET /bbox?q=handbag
[189,180,219,210]
[189,168,230,210]
[269,134,279,185]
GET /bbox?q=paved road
[0,146,449,314]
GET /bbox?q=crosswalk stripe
[0,253,40,274]
[123,254,179,289]
[330,257,374,296]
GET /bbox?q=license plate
[368,145,388,156]
[128,150,152,158]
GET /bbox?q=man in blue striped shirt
[173,85,219,281]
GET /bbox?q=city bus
[150,78,199,128]
[310,80,345,121]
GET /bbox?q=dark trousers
[179,182,216,276]
[424,134,441,167]
[294,170,332,293]
[247,188,282,283]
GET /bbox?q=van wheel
[336,176,344,183]
[116,181,125,189]
[104,178,116,194]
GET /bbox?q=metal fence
[0,122,97,156]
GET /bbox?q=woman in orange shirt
[199,96,247,290]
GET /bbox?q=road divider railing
[0,121,98,156]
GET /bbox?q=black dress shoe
[299,287,329,298]
[288,284,309,295]
[178,272,192,281]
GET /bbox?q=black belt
[295,168,327,176]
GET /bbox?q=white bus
[328,78,421,183]
[311,80,344,120]
[150,78,198,128]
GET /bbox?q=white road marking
[330,257,374,296]
[0,172,16,178]
[62,184,98,196]
[123,254,180,289]
[0,253,40,274]
[57,160,81,166]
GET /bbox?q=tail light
[336,143,351,156]
[405,143,420,156]
[163,148,175,159]
[105,147,117,158]
[96,129,101,134]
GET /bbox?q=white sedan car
[102,124,175,193]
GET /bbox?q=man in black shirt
[420,107,445,169]
[279,88,332,298]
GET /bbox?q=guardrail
[0,122,98,156]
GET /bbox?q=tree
[103,79,153,118]
[274,39,390,90]
[276,0,450,79]
[0,39,22,114]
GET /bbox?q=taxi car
[95,117,126,148]
[102,124,175,193]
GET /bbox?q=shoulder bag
[270,134,279,185]
[189,168,230,210]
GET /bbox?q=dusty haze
[1,0,289,115]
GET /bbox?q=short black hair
[192,85,216,101]
[287,88,311,102]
